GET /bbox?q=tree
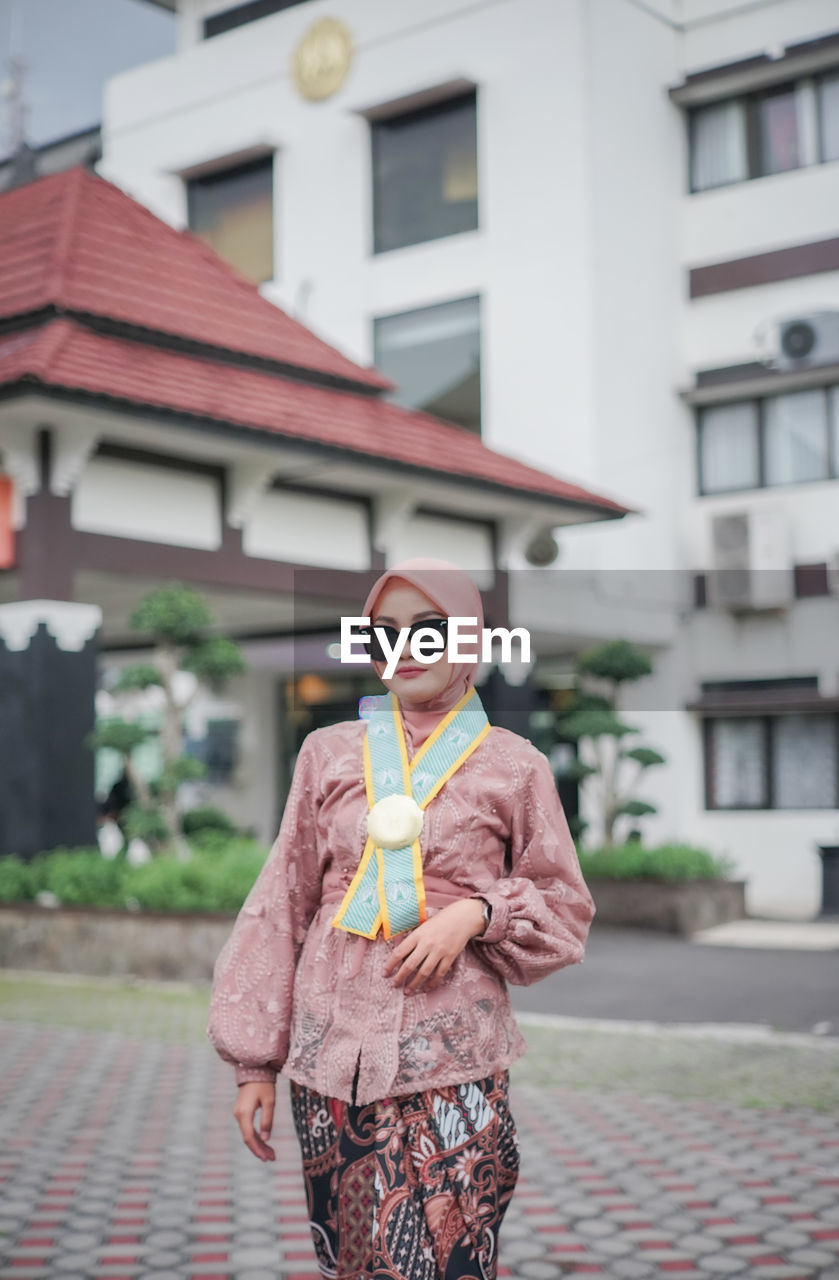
[556,639,666,849]
[87,582,247,860]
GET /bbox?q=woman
[207,557,596,1280]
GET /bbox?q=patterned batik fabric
[289,1069,520,1280]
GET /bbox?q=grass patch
[512,1022,839,1111]
[0,972,211,1042]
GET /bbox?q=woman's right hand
[233,1082,276,1161]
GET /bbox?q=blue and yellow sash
[331,687,490,939]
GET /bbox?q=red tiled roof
[0,318,630,512]
[0,165,389,389]
[0,164,631,516]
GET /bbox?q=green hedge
[0,837,735,914]
[0,839,268,914]
[577,842,736,882]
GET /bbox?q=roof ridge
[49,167,86,305]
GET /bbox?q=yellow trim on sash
[420,719,491,809]
[376,845,391,939]
[392,701,413,790]
[330,836,382,938]
[410,836,426,931]
[407,687,475,773]
[363,731,375,807]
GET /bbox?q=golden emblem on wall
[291,18,353,102]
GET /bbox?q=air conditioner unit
[707,509,793,611]
[771,311,839,371]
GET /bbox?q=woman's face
[370,580,454,705]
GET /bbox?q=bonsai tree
[556,639,666,849]
[87,582,247,860]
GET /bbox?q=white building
[96,0,839,917]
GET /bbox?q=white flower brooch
[366,794,425,849]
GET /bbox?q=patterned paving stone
[576,1218,620,1237]
[2,1018,839,1280]
[515,1263,565,1279]
[676,1231,724,1253]
[594,1236,635,1257]
[700,1254,750,1272]
[789,1249,839,1268]
[767,1228,823,1249]
[608,1259,657,1277]
[502,1237,550,1260]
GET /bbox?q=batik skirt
[289,1069,520,1280]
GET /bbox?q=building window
[698,401,760,493]
[184,718,240,784]
[697,385,839,494]
[706,714,839,810]
[707,717,767,808]
[753,85,801,176]
[186,155,274,284]
[373,296,481,434]
[830,386,839,466]
[763,389,829,485]
[772,714,838,809]
[690,99,748,190]
[818,71,839,162]
[371,92,478,254]
[204,0,310,39]
[688,72,839,190]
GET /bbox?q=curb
[515,1010,839,1048]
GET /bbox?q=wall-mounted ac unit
[707,509,793,611]
[771,311,839,371]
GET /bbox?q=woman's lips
[395,666,425,678]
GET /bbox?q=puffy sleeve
[472,741,596,986]
[206,731,324,1085]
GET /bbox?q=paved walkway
[1,1011,838,1280]
[515,925,839,1036]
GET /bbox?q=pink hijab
[362,557,485,752]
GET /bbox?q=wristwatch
[479,898,492,934]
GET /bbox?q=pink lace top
[206,719,596,1104]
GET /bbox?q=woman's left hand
[383,898,486,993]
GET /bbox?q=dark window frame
[704,710,839,810]
[696,385,837,496]
[370,89,479,256]
[203,0,310,39]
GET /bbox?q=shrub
[127,841,266,912]
[32,848,129,907]
[0,856,41,903]
[577,842,736,883]
[0,839,269,913]
[181,806,238,839]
